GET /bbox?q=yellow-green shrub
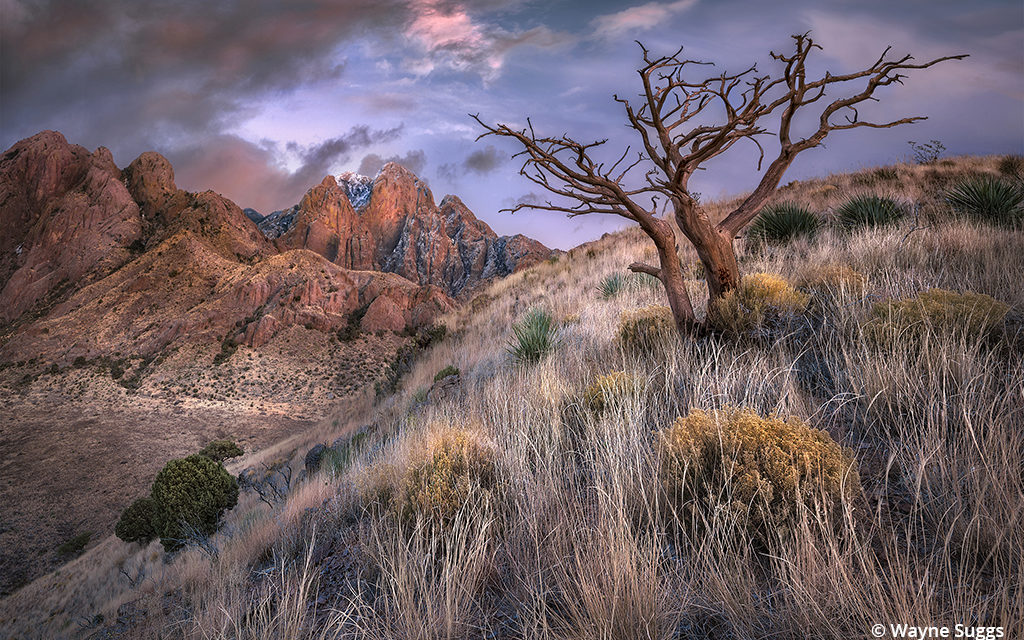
[400,429,498,524]
[868,288,1009,339]
[797,263,867,296]
[657,408,859,543]
[617,305,676,353]
[360,428,499,525]
[712,273,810,334]
[581,371,643,413]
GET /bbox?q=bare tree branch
[472,32,964,331]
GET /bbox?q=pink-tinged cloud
[405,0,568,80]
[592,0,699,38]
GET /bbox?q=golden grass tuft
[868,288,1010,339]
[616,305,676,353]
[657,407,860,543]
[581,370,644,414]
[797,263,868,296]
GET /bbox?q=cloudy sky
[2,0,1022,249]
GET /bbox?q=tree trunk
[695,230,739,301]
[632,217,698,335]
[673,206,740,322]
[657,240,697,335]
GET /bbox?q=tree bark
[630,217,697,334]
[674,206,740,305]
[657,241,697,335]
[694,230,739,302]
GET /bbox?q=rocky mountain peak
[267,161,553,299]
[336,171,374,210]
[122,151,180,220]
[0,130,455,361]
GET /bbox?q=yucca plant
[598,273,626,299]
[747,203,821,245]
[508,308,557,364]
[835,194,906,230]
[945,175,1023,227]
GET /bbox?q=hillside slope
[2,155,1022,639]
[0,131,548,597]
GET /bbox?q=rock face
[270,163,552,298]
[0,132,456,363]
[0,131,143,322]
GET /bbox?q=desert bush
[796,263,868,296]
[115,497,157,544]
[508,308,557,364]
[711,273,810,335]
[908,139,945,164]
[874,166,899,181]
[944,175,1024,227]
[150,454,239,551]
[746,203,821,245]
[581,371,643,414]
[56,531,92,556]
[198,439,243,462]
[372,429,499,526]
[867,288,1010,340]
[434,365,460,382]
[616,305,675,353]
[657,408,860,544]
[997,154,1024,179]
[835,194,906,230]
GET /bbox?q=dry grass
[3,155,1022,639]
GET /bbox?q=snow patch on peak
[337,172,373,210]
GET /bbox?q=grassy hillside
[2,155,1022,639]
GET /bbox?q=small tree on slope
[474,33,964,334]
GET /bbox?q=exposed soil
[0,327,403,596]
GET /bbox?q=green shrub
[508,308,557,364]
[616,305,676,353]
[434,365,460,382]
[657,408,859,544]
[747,203,821,245]
[57,531,92,556]
[712,273,810,335]
[945,175,1024,227]
[581,371,643,413]
[868,289,1010,340]
[150,455,239,551]
[198,439,243,462]
[115,497,157,544]
[835,195,906,230]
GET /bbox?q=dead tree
[474,33,965,334]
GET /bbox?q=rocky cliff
[264,163,553,298]
[0,132,455,363]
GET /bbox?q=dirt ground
[0,329,401,596]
